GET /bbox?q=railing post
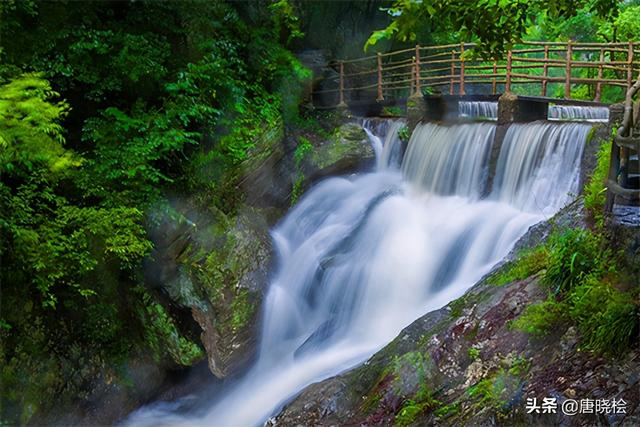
[565,40,572,99]
[376,53,384,102]
[410,57,415,95]
[627,41,634,90]
[595,48,604,102]
[414,44,421,96]
[506,49,512,92]
[492,60,497,94]
[541,45,549,97]
[450,51,455,95]
[338,60,346,107]
[459,42,465,95]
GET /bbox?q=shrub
[544,228,604,295]
[569,278,639,355]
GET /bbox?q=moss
[449,296,467,318]
[433,403,459,418]
[290,136,312,206]
[398,125,410,142]
[467,370,512,413]
[139,290,204,366]
[468,346,481,360]
[394,379,439,426]
[310,123,369,169]
[488,245,548,286]
[585,125,599,144]
[510,298,569,336]
[584,137,612,229]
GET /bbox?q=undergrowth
[490,246,548,285]
[510,227,638,356]
[583,137,612,228]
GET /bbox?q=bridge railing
[313,41,640,107]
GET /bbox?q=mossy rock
[310,122,373,171]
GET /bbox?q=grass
[509,227,638,356]
[583,137,612,229]
[489,246,548,286]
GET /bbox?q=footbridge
[310,40,640,212]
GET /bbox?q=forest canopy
[365,0,635,57]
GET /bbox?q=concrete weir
[405,92,620,200]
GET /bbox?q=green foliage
[584,138,612,228]
[544,228,605,294]
[294,136,313,167]
[466,358,527,414]
[365,0,619,58]
[0,0,309,422]
[0,74,77,175]
[468,346,481,360]
[569,277,638,354]
[511,298,569,336]
[490,246,548,286]
[140,291,204,366]
[433,403,459,418]
[398,125,410,143]
[269,0,304,45]
[511,227,638,356]
[291,136,313,205]
[394,381,439,427]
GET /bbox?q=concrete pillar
[609,103,625,128]
[497,92,548,124]
[336,102,351,119]
[406,93,428,134]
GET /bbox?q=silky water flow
[126,119,592,427]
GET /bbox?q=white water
[458,101,498,120]
[402,122,495,198]
[361,118,406,169]
[126,119,590,427]
[548,105,609,122]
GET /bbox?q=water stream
[126,119,591,427]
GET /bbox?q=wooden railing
[313,41,640,106]
[606,73,640,210]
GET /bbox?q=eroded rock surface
[273,205,639,427]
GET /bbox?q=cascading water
[548,105,609,122]
[458,101,498,120]
[361,118,406,169]
[126,119,590,427]
[492,122,590,214]
[402,122,495,198]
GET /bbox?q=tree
[365,0,620,58]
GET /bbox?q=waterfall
[361,118,406,169]
[548,105,609,122]
[125,120,590,427]
[458,101,498,120]
[492,122,589,215]
[402,123,495,198]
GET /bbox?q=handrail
[313,41,639,107]
[605,72,640,211]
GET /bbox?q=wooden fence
[313,41,640,106]
[606,74,640,209]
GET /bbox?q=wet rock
[273,201,640,427]
[305,122,374,182]
[147,204,274,378]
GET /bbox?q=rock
[273,201,640,427]
[305,122,374,181]
[147,203,274,378]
